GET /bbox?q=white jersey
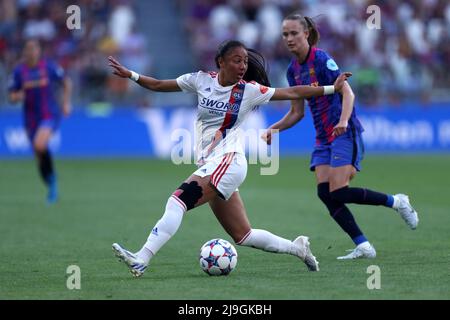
[176,71,275,164]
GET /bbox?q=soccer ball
[199,238,238,276]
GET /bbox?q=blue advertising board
[1,105,449,158]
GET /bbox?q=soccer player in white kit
[108,40,351,276]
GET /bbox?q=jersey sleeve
[48,60,65,82]
[317,50,341,84]
[286,65,296,87]
[8,67,22,92]
[245,81,275,106]
[176,71,200,93]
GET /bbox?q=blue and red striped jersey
[8,58,65,122]
[286,47,363,145]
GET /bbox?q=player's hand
[332,120,348,136]
[108,56,131,78]
[261,129,272,145]
[62,102,71,117]
[9,91,24,103]
[333,72,352,93]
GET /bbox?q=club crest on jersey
[260,85,269,94]
[232,92,242,99]
[326,59,339,71]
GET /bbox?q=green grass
[0,156,449,300]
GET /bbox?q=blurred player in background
[108,39,351,277]
[262,14,419,259]
[8,39,72,204]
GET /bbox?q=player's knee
[33,141,47,154]
[317,182,332,203]
[172,181,203,211]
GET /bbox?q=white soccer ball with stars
[199,238,238,276]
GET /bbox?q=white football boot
[293,236,320,271]
[394,194,419,230]
[112,243,147,277]
[337,242,376,260]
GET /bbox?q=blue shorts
[310,127,365,171]
[26,118,60,141]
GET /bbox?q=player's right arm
[9,91,24,103]
[108,56,181,92]
[8,67,24,103]
[261,99,305,145]
[270,72,351,101]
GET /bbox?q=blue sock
[331,186,392,208]
[47,173,58,203]
[317,183,366,244]
[352,234,368,246]
[385,195,394,207]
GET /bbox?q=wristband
[323,85,335,95]
[129,70,140,82]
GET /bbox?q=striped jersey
[8,58,65,126]
[286,47,363,145]
[177,71,275,164]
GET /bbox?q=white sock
[238,229,299,256]
[136,247,153,265]
[136,196,186,265]
[392,195,401,209]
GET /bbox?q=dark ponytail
[215,40,271,87]
[304,16,320,46]
[284,14,320,46]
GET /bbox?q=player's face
[23,40,41,64]
[219,46,248,84]
[282,19,309,55]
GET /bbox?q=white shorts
[193,152,247,200]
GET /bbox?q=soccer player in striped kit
[8,39,72,204]
[108,40,351,276]
[262,14,419,259]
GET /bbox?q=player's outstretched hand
[108,56,131,78]
[333,72,352,92]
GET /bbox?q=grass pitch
[0,155,449,300]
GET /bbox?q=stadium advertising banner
[1,106,450,158]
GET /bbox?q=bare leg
[329,165,355,191]
[33,127,52,154]
[209,192,319,271]
[209,192,251,243]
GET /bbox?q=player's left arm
[8,68,24,103]
[317,50,355,137]
[62,76,72,117]
[49,60,72,117]
[332,81,355,136]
